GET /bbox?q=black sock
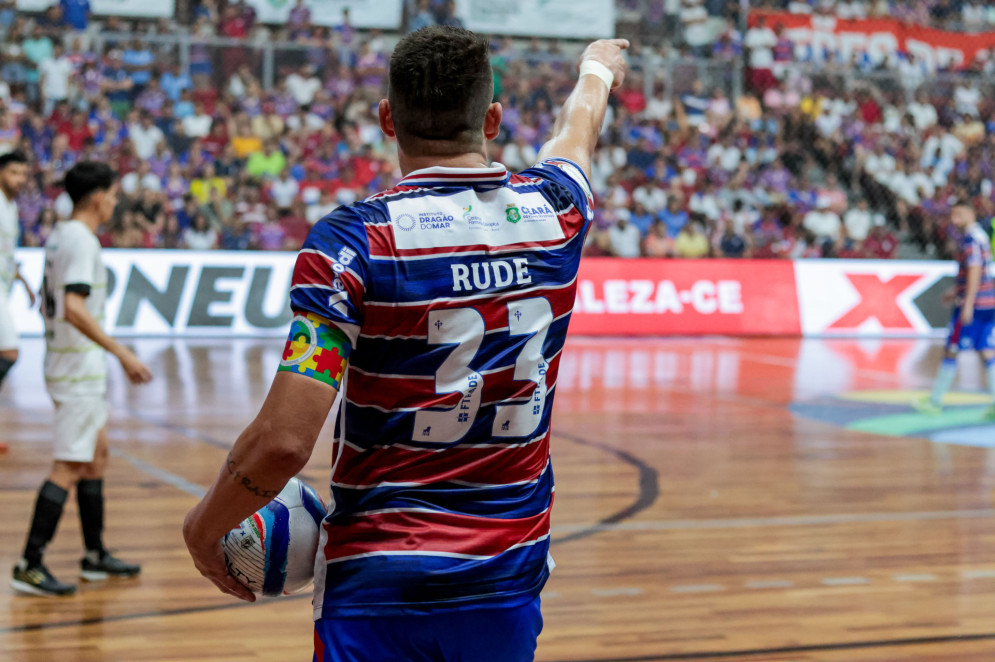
[0,356,14,387]
[77,478,104,555]
[23,480,68,567]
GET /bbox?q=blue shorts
[946,308,995,352]
[313,597,543,662]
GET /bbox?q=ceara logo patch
[506,204,522,223]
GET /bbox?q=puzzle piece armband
[277,312,352,390]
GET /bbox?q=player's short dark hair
[388,26,493,154]
[65,161,116,205]
[0,150,28,170]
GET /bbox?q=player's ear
[483,102,503,142]
[378,99,396,139]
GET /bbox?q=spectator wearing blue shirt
[174,88,195,119]
[60,0,91,31]
[680,80,710,128]
[409,0,437,31]
[630,201,656,237]
[658,195,690,238]
[122,39,155,92]
[717,219,750,258]
[161,63,192,102]
[102,51,134,117]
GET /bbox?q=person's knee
[0,349,17,363]
[49,461,87,489]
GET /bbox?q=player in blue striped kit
[919,202,995,419]
[184,26,629,661]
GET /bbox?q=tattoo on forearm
[225,453,279,499]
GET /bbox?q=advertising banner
[793,260,958,337]
[244,0,402,29]
[570,259,801,336]
[7,251,982,338]
[12,249,295,338]
[750,11,995,72]
[454,0,615,39]
[17,0,176,17]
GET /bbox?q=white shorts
[52,395,109,462]
[0,294,16,351]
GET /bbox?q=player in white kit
[12,162,153,597]
[0,151,37,454]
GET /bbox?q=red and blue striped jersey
[289,159,594,618]
[956,224,994,312]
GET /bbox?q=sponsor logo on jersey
[387,190,565,250]
[395,214,416,232]
[417,213,455,230]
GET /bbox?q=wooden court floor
[3,335,995,661]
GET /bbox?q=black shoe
[11,560,77,597]
[80,550,141,581]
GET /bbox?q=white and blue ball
[222,477,326,597]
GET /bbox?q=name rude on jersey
[451,258,532,293]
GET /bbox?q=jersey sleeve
[520,158,595,225]
[289,206,370,347]
[965,236,985,268]
[62,231,99,293]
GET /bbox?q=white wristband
[579,60,614,91]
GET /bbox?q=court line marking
[893,574,938,582]
[744,580,794,589]
[0,594,311,635]
[543,631,995,662]
[961,569,995,579]
[549,431,660,547]
[669,584,724,593]
[109,448,207,498]
[550,507,995,534]
[821,577,871,586]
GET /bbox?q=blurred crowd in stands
[0,0,994,258]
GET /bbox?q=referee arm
[536,38,629,180]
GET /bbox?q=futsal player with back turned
[184,26,628,660]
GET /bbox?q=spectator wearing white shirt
[689,184,722,223]
[286,64,322,106]
[306,189,338,225]
[907,91,937,131]
[632,182,667,214]
[680,0,711,57]
[129,112,165,160]
[269,168,300,212]
[500,134,538,173]
[38,43,74,116]
[954,82,981,118]
[184,214,218,250]
[844,198,873,243]
[963,0,986,30]
[182,102,213,139]
[707,135,741,173]
[803,196,843,245]
[121,162,162,196]
[836,0,867,19]
[608,211,643,258]
[744,15,777,93]
[864,144,896,186]
[642,81,673,123]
